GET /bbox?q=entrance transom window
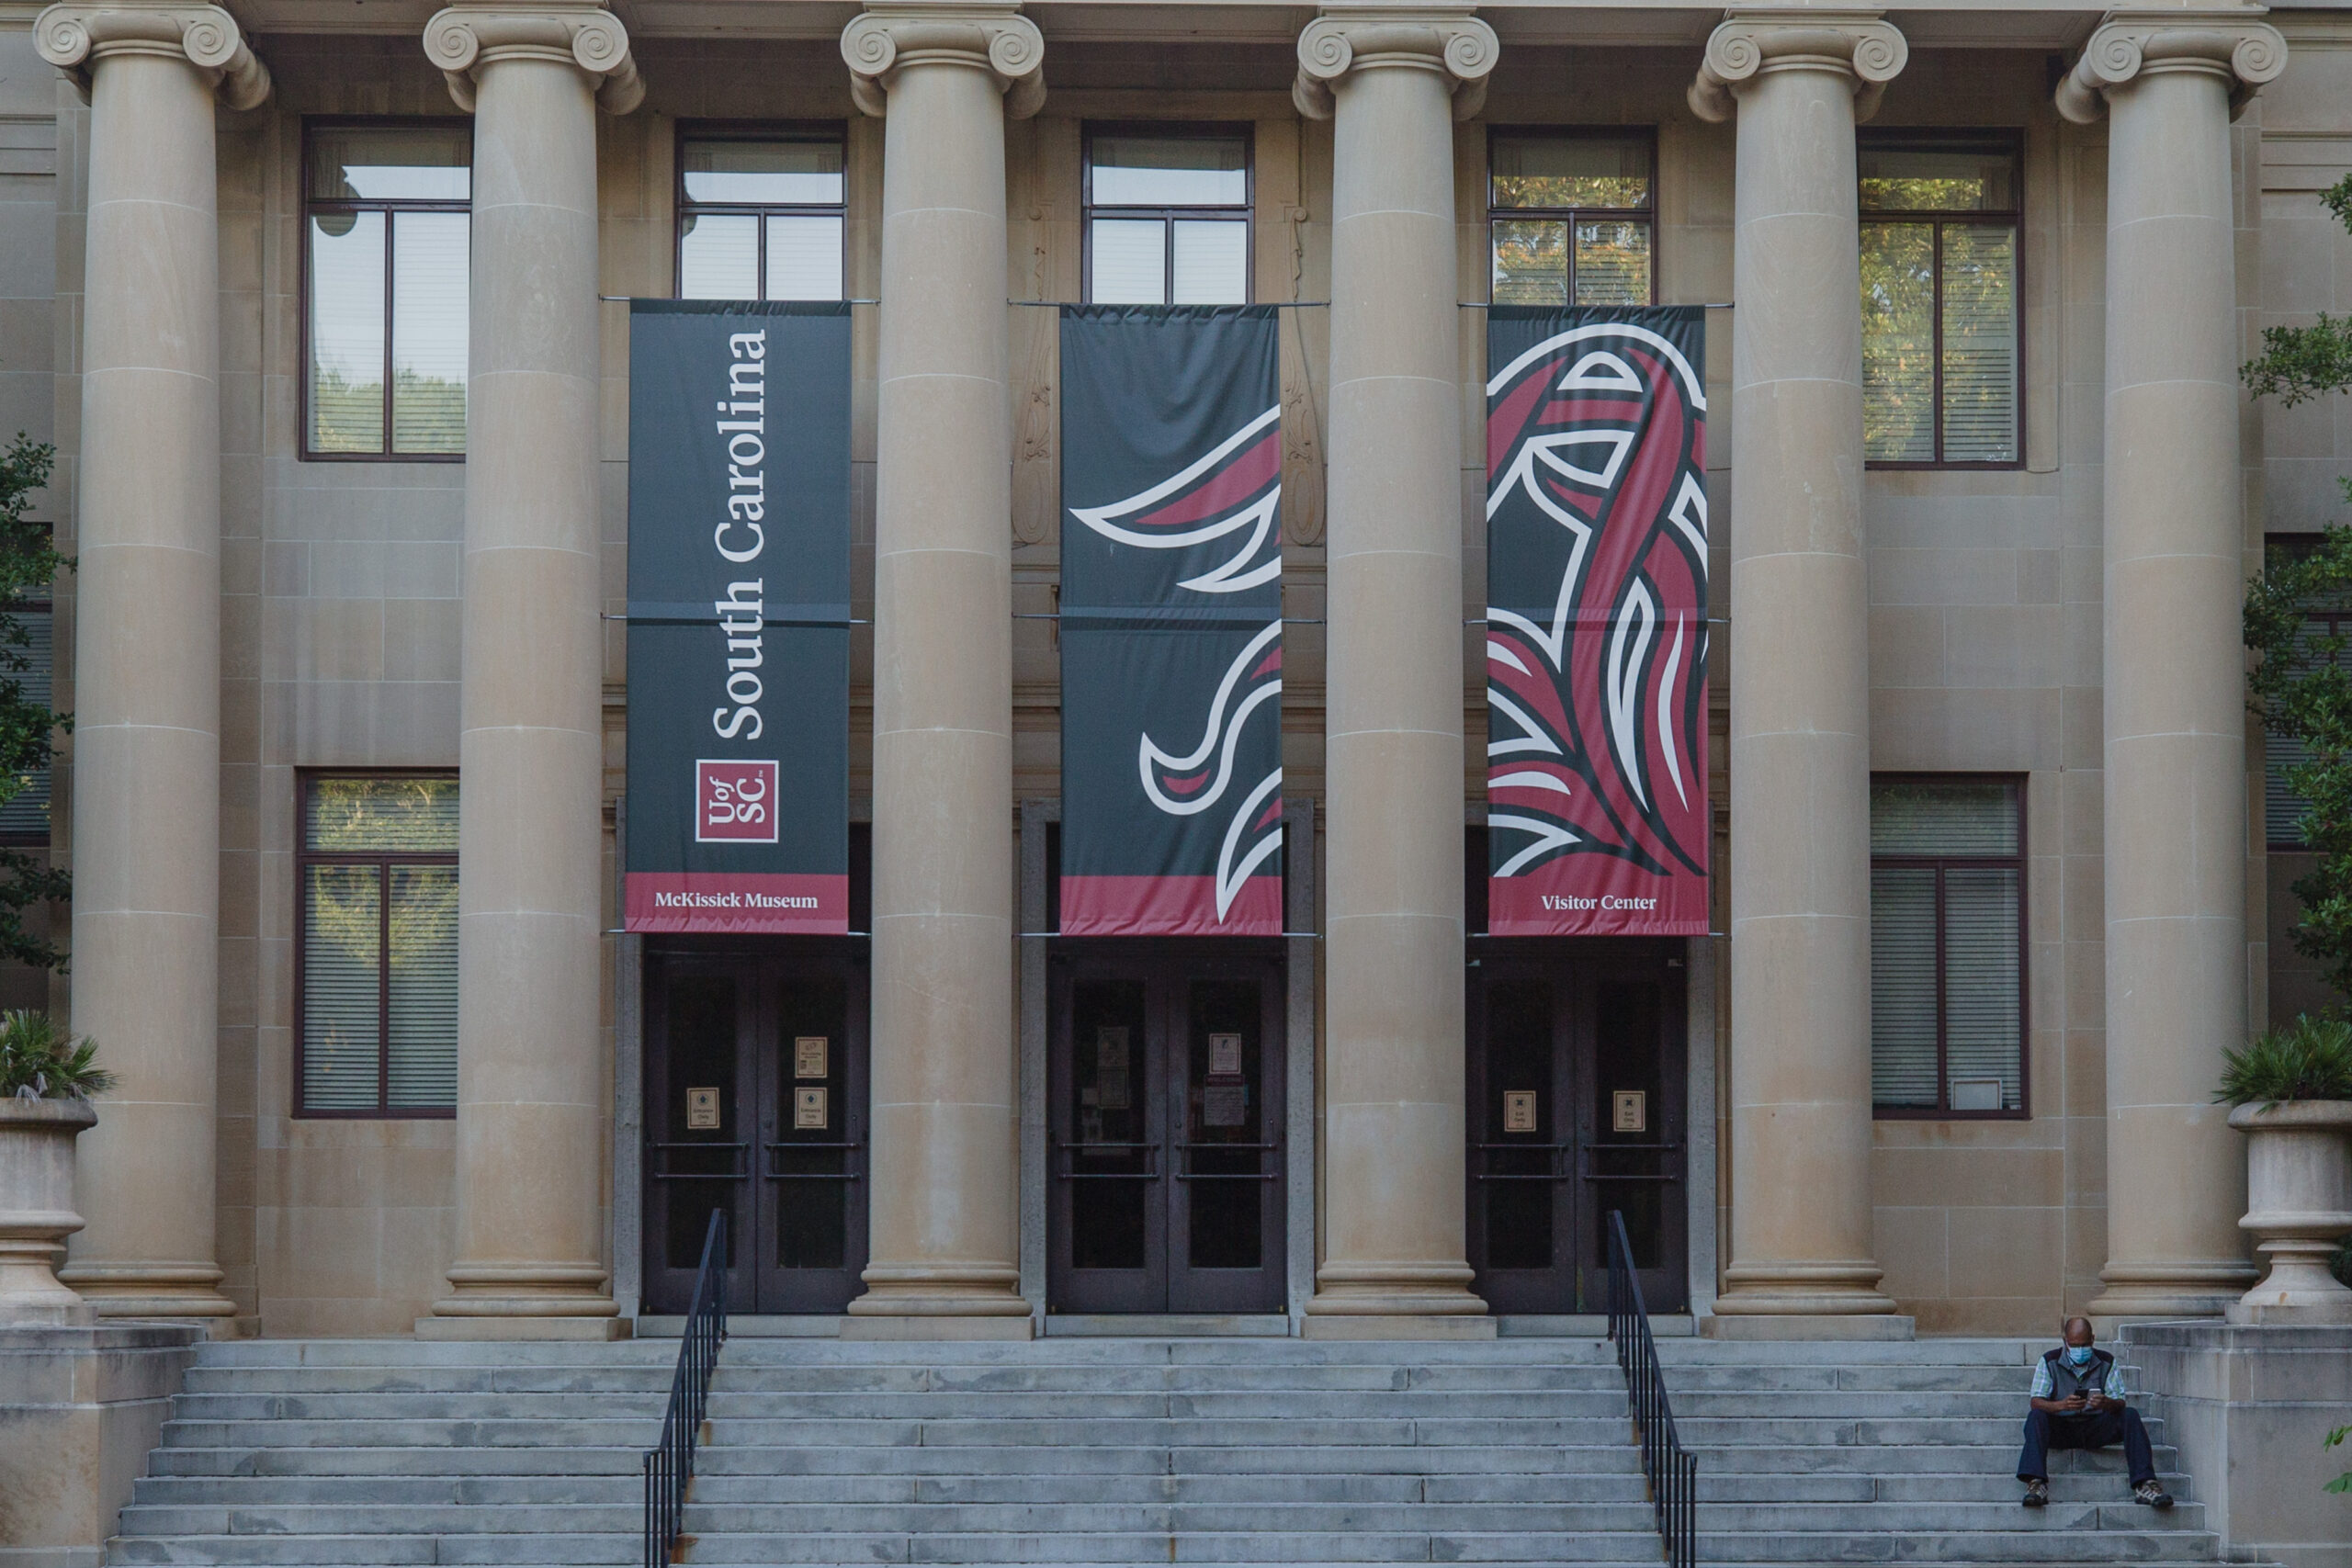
[1083,126,1251,306]
[675,130,847,302]
[1487,129,1655,307]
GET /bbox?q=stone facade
[0,0,2345,1340]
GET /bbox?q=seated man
[2018,1318,2172,1509]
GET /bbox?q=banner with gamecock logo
[1058,307,1283,937]
[1486,307,1710,936]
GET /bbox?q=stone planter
[0,1096,96,1325]
[2227,1099,2352,1325]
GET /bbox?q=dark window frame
[293,769,459,1119]
[299,116,474,465]
[1484,124,1660,308]
[1870,771,2031,1122]
[0,572,57,849]
[2260,533,2344,850]
[1080,120,1256,307]
[673,120,851,303]
[1858,128,2026,472]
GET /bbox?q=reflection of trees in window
[303,123,470,459]
[1487,131,1654,308]
[1858,135,2021,467]
[299,775,459,1116]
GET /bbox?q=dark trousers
[2017,1406,2156,1485]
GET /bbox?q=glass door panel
[1169,971,1283,1313]
[756,966,867,1313]
[644,964,754,1314]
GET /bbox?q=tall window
[1488,130,1654,306]
[297,775,458,1117]
[1859,134,2022,467]
[1871,777,2027,1118]
[1083,126,1250,306]
[0,599,53,844]
[304,122,470,458]
[676,130,846,301]
[2260,535,2349,849]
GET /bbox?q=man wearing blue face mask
[2018,1317,2171,1509]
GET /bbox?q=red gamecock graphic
[1485,318,1709,936]
[1137,620,1283,920]
[1067,404,1283,594]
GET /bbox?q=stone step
[165,1392,666,1420]
[692,1443,1641,1476]
[699,1415,1639,1446]
[1672,1416,2167,1448]
[674,1529,1676,1562]
[702,1388,1635,1418]
[1687,1442,2178,1474]
[154,1418,663,1449]
[1691,1530,2220,1563]
[145,1446,648,1477]
[106,1534,637,1566]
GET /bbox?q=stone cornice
[34,2,268,108]
[2053,7,2286,125]
[840,2,1046,121]
[1687,7,1907,126]
[424,2,641,116]
[1291,6,1499,123]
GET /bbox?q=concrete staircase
[1657,1336,2267,1565]
[99,1334,2267,1567]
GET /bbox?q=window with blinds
[1083,126,1251,306]
[0,604,54,841]
[298,774,458,1116]
[304,122,471,459]
[1871,776,2027,1117]
[676,130,847,303]
[1858,134,2022,468]
[1488,130,1655,308]
[2261,564,2352,848]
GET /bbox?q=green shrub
[0,1010,110,1100]
[2214,1014,2352,1106]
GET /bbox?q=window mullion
[381,205,396,459]
[1933,861,1950,1113]
[378,857,392,1114]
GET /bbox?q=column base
[429,1261,622,1327]
[844,1264,1033,1336]
[57,1262,240,1324]
[1713,1260,1897,1318]
[1300,1314,1498,1341]
[2088,1262,2255,1325]
[1700,1314,1915,1341]
[414,1315,633,1341]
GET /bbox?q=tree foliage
[0,436,69,970]
[2245,175,2352,998]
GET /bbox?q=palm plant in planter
[2216,1016,2352,1324]
[0,1010,110,1325]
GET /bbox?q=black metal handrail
[645,1208,728,1567]
[1606,1209,1697,1568]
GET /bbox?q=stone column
[2056,10,2284,1322]
[33,2,266,1323]
[1293,6,1497,1337]
[839,2,1041,1336]
[1689,8,1905,1324]
[418,1,639,1337]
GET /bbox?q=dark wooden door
[1466,942,1687,1314]
[1049,945,1285,1314]
[643,947,869,1315]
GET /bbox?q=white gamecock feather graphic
[1068,404,1283,594]
[1137,620,1283,920]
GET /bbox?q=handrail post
[644,1206,729,1567]
[1605,1208,1698,1568]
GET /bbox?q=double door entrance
[1048,948,1287,1314]
[642,948,868,1315]
[1465,942,1688,1314]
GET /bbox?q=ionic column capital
[1292,6,1499,122]
[424,2,642,116]
[1688,7,1907,125]
[34,2,268,109]
[2053,8,2285,125]
[840,2,1046,120]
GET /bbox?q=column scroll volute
[1686,8,1908,124]
[2052,8,2286,125]
[35,2,270,109]
[422,2,643,115]
[1291,6,1499,122]
[840,4,1047,120]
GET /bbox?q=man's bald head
[2063,1317,2095,1346]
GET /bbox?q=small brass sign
[1612,1089,1646,1134]
[795,1035,829,1080]
[1208,1032,1243,1078]
[684,1087,720,1131]
[795,1087,829,1130]
[1503,1090,1537,1134]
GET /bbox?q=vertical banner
[624,300,852,933]
[1485,306,1711,936]
[1058,306,1283,936]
